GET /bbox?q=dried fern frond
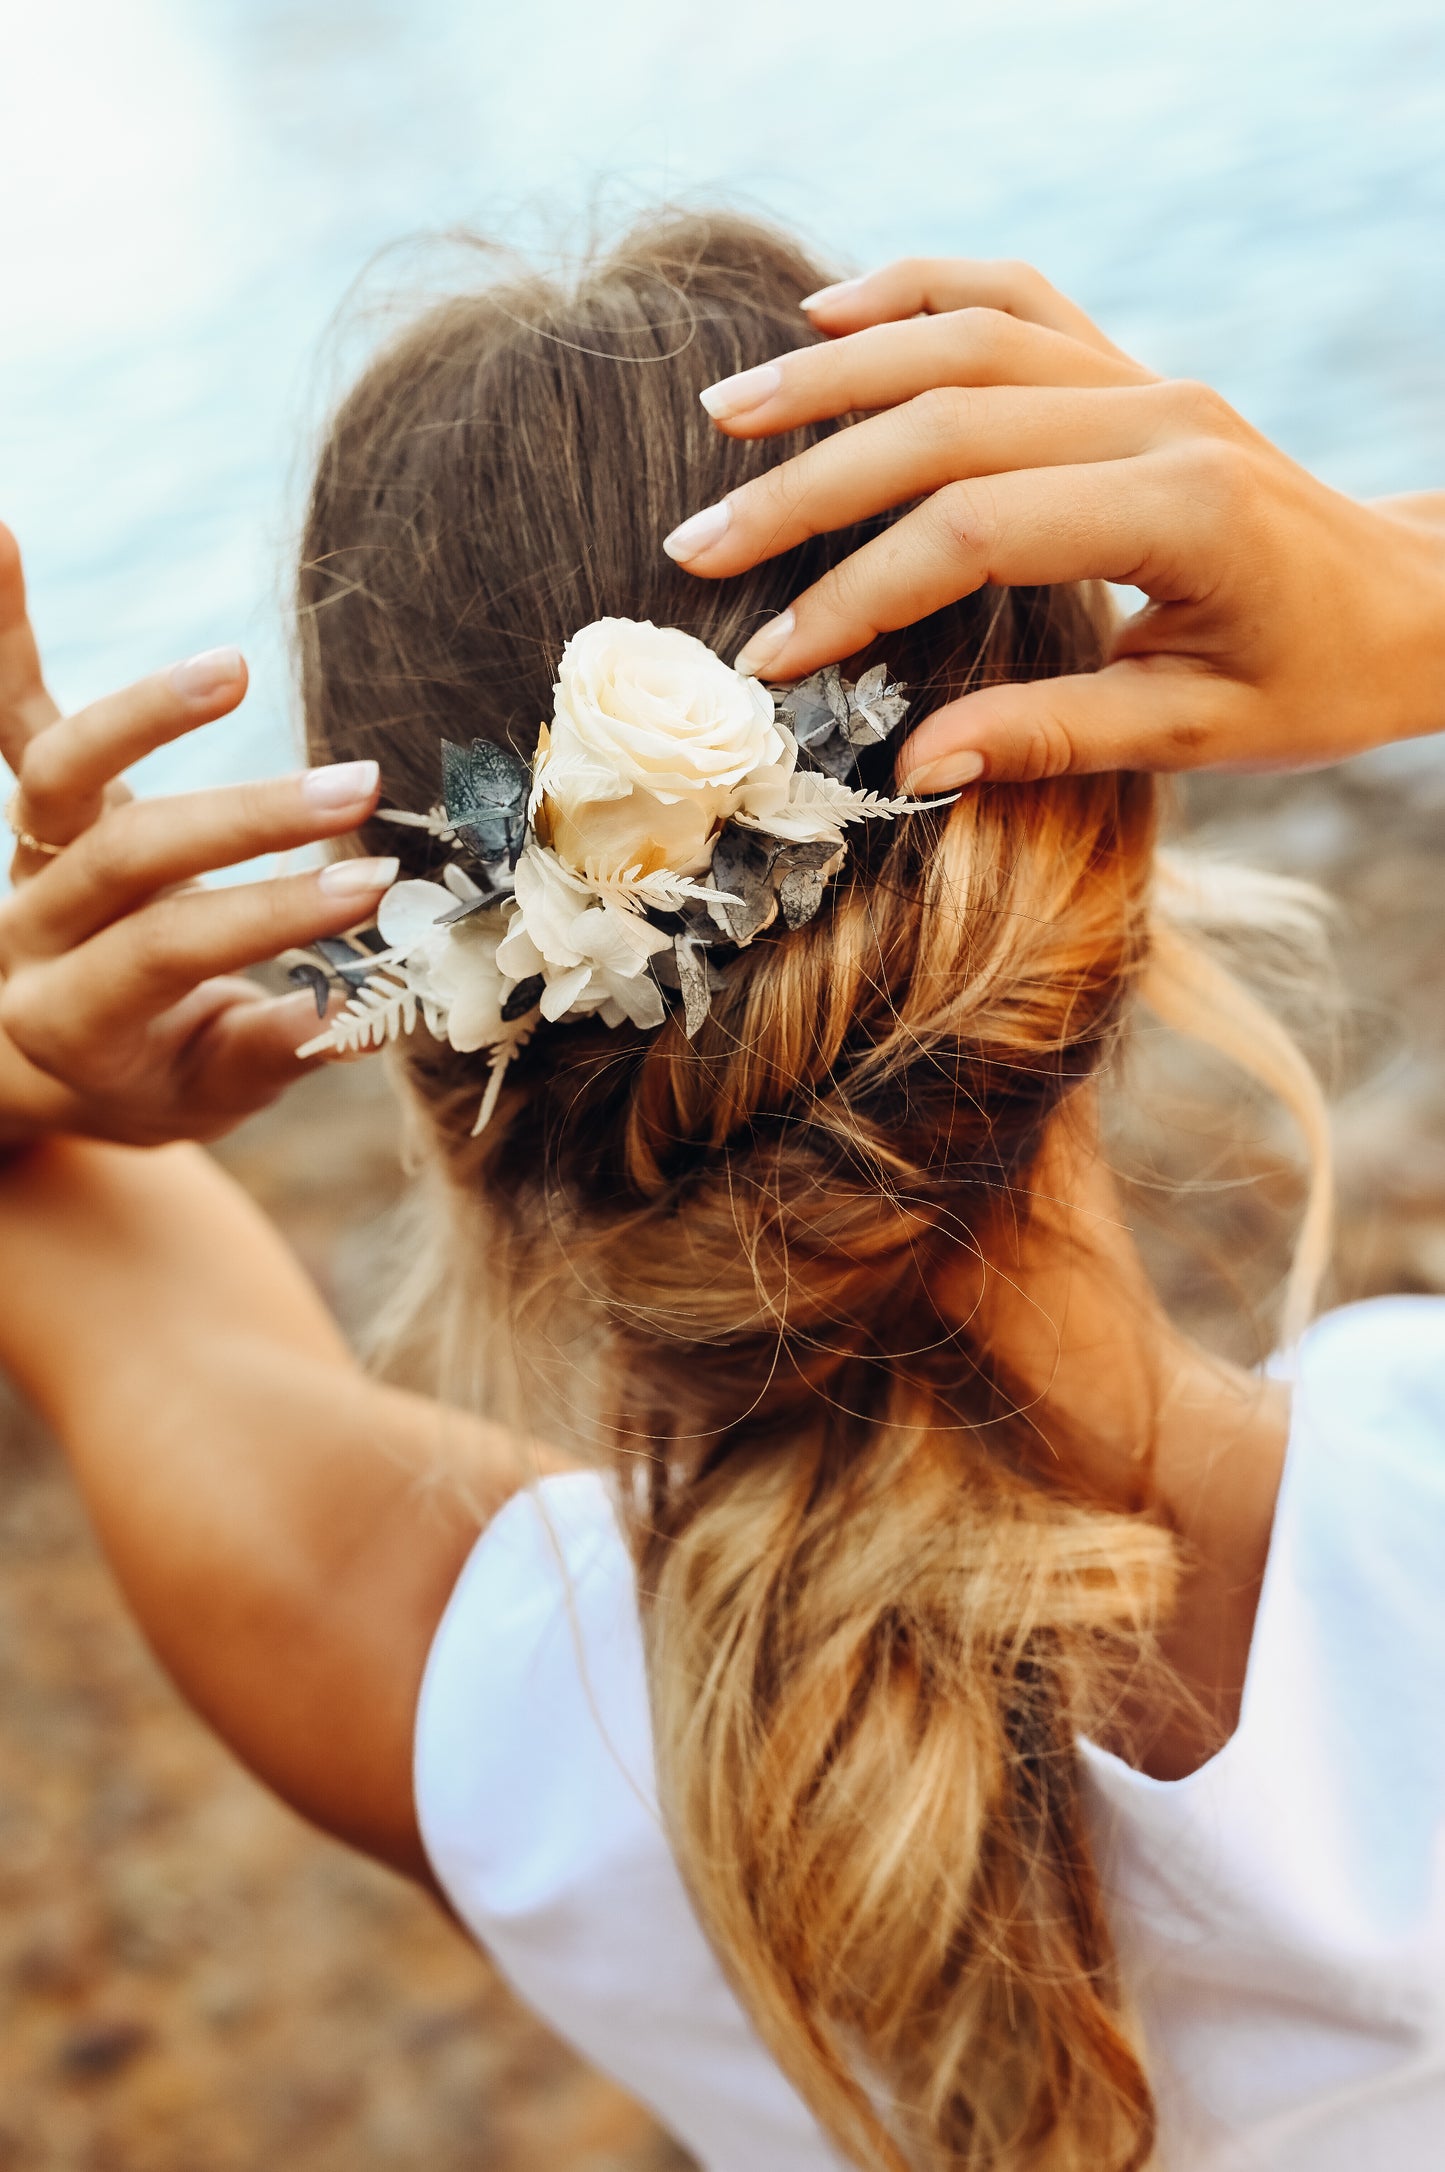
[296,968,440,1059]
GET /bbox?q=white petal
[607,970,665,1029]
[377,879,453,950]
[442,864,484,901]
[540,962,593,1021]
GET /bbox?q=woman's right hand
[666,259,1445,789]
[0,526,397,1149]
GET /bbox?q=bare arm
[0,1135,537,1881]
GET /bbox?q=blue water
[1,0,1443,856]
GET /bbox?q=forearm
[0,1137,530,1873]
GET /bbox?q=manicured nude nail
[699,364,782,420]
[900,750,986,794]
[735,610,796,678]
[302,759,379,811]
[799,277,865,312]
[318,855,399,900]
[662,500,731,562]
[169,646,244,698]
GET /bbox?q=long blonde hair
[298,210,1329,2171]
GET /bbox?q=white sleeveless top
[414,1298,1445,2170]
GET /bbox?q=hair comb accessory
[292,618,955,1133]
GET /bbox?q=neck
[937,1102,1292,1774]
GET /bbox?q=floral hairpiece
[292,617,952,1134]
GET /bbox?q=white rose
[497,843,668,1030]
[534,617,794,887]
[377,879,516,1054]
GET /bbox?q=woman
[0,214,1442,2171]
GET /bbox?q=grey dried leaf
[286,962,333,1020]
[709,825,782,946]
[440,738,532,869]
[314,933,386,992]
[775,665,849,749]
[436,890,503,926]
[774,840,847,930]
[674,935,712,1038]
[775,662,910,780]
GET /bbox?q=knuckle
[82,804,149,891]
[1161,376,1237,436]
[17,729,70,812]
[748,457,816,536]
[1016,710,1076,782]
[929,479,994,564]
[907,383,973,450]
[809,557,885,647]
[1179,431,1254,512]
[994,257,1048,303]
[127,897,187,984]
[952,306,1011,370]
[0,967,57,1066]
[232,778,275,835]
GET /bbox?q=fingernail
[900,750,986,794]
[662,500,731,562]
[800,277,865,312]
[169,646,244,699]
[318,854,399,900]
[699,363,782,420]
[735,610,796,678]
[302,759,379,811]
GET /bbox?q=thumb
[896,659,1242,788]
[193,987,366,1110]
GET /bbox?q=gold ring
[4,795,64,860]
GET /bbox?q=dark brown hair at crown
[298,210,1171,2172]
[299,211,1120,1159]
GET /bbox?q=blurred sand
[2,759,1444,2171]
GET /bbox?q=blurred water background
[2,0,1444,830]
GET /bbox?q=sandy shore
[3,757,1443,2170]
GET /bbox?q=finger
[0,523,60,769]
[198,987,362,1089]
[731,454,1211,681]
[667,383,1171,576]
[894,661,1246,786]
[698,309,1151,433]
[798,258,1138,366]
[15,646,247,847]
[3,761,383,959]
[1,859,400,1065]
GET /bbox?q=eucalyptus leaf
[774,840,846,930]
[708,825,783,945]
[673,935,712,1038]
[440,738,532,869]
[774,662,910,783]
[501,974,545,1023]
[287,962,334,1020]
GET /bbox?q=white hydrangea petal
[540,963,593,1021]
[376,879,454,951]
[607,971,665,1030]
[495,914,544,982]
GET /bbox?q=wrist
[1377,506,1445,747]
